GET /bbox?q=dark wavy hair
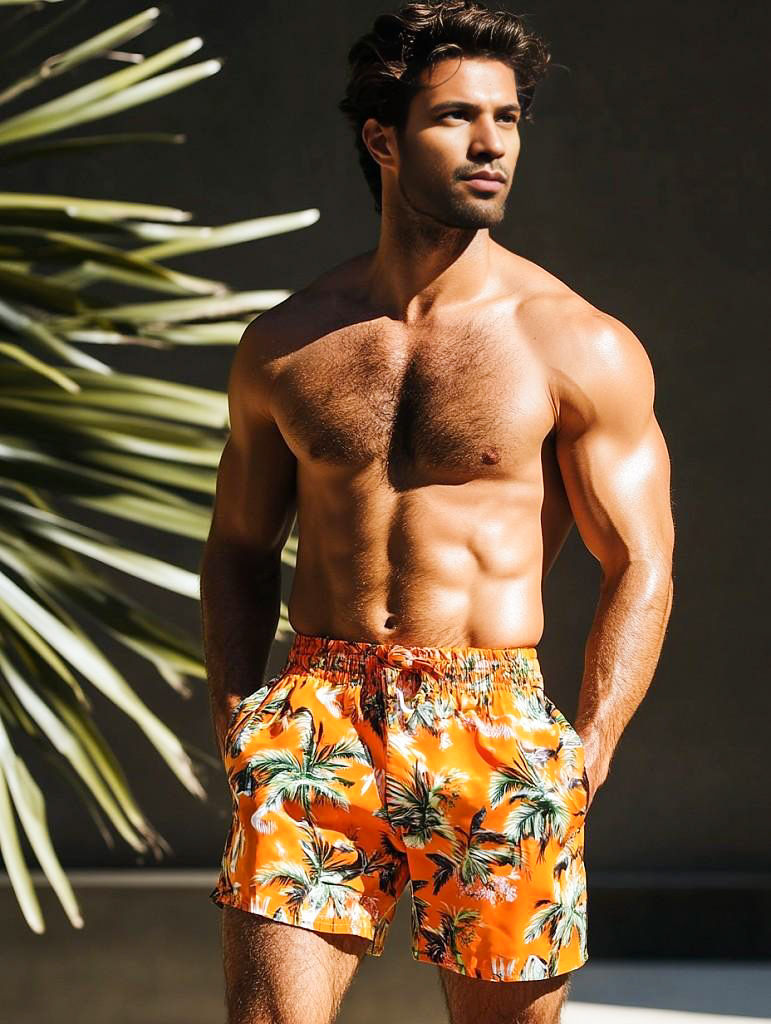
[338,1,551,214]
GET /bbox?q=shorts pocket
[540,691,584,753]
[223,665,292,750]
[539,691,590,813]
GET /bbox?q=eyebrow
[430,100,522,115]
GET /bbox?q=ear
[361,117,398,171]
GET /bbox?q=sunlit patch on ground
[566,1006,770,1024]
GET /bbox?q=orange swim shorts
[209,633,590,982]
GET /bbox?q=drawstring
[374,644,443,675]
[373,644,446,705]
[353,678,363,720]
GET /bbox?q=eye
[498,113,519,124]
[442,110,468,121]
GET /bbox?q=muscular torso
[257,248,587,647]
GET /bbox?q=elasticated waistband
[285,632,543,688]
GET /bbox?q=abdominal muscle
[287,464,546,648]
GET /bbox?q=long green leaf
[0,192,191,222]
[0,704,83,931]
[4,535,204,684]
[0,31,199,129]
[64,323,246,345]
[2,588,191,848]
[0,224,222,293]
[0,442,213,507]
[2,0,88,63]
[0,748,45,934]
[135,209,321,260]
[45,685,168,852]
[0,591,86,703]
[0,565,206,799]
[0,495,200,596]
[0,263,85,312]
[24,5,160,73]
[0,341,80,391]
[4,371,227,424]
[0,59,222,145]
[36,523,201,597]
[75,450,217,493]
[0,641,162,852]
[48,259,225,297]
[0,6,163,108]
[70,493,210,540]
[120,221,221,241]
[0,297,112,372]
[67,289,290,324]
[0,398,226,457]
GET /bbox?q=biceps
[556,416,673,575]
[209,420,297,563]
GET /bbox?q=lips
[464,177,505,193]
[463,170,506,182]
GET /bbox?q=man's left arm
[554,313,675,810]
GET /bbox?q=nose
[469,114,506,161]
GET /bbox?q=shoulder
[237,249,373,357]
[226,290,322,422]
[228,254,371,416]
[513,277,656,435]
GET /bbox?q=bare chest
[272,318,554,484]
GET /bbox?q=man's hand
[582,742,607,814]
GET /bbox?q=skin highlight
[201,53,674,1024]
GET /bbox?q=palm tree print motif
[365,833,408,897]
[425,806,523,894]
[524,857,588,966]
[419,906,481,974]
[225,675,292,759]
[253,820,366,923]
[488,743,574,863]
[210,633,590,981]
[381,760,463,848]
[512,685,558,728]
[231,707,372,810]
[410,877,431,936]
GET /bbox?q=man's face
[391,57,522,229]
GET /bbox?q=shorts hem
[209,885,386,956]
[410,949,589,982]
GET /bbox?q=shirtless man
[202,3,674,1023]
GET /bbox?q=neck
[366,202,498,323]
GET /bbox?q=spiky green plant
[0,1,307,933]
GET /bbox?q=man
[201,2,675,1022]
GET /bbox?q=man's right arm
[199,317,297,761]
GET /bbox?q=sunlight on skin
[613,441,660,513]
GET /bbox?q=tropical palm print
[209,633,590,982]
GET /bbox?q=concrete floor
[1,877,769,1023]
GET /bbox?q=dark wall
[7,0,768,888]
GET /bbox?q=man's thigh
[440,968,572,1024]
[222,906,370,1024]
